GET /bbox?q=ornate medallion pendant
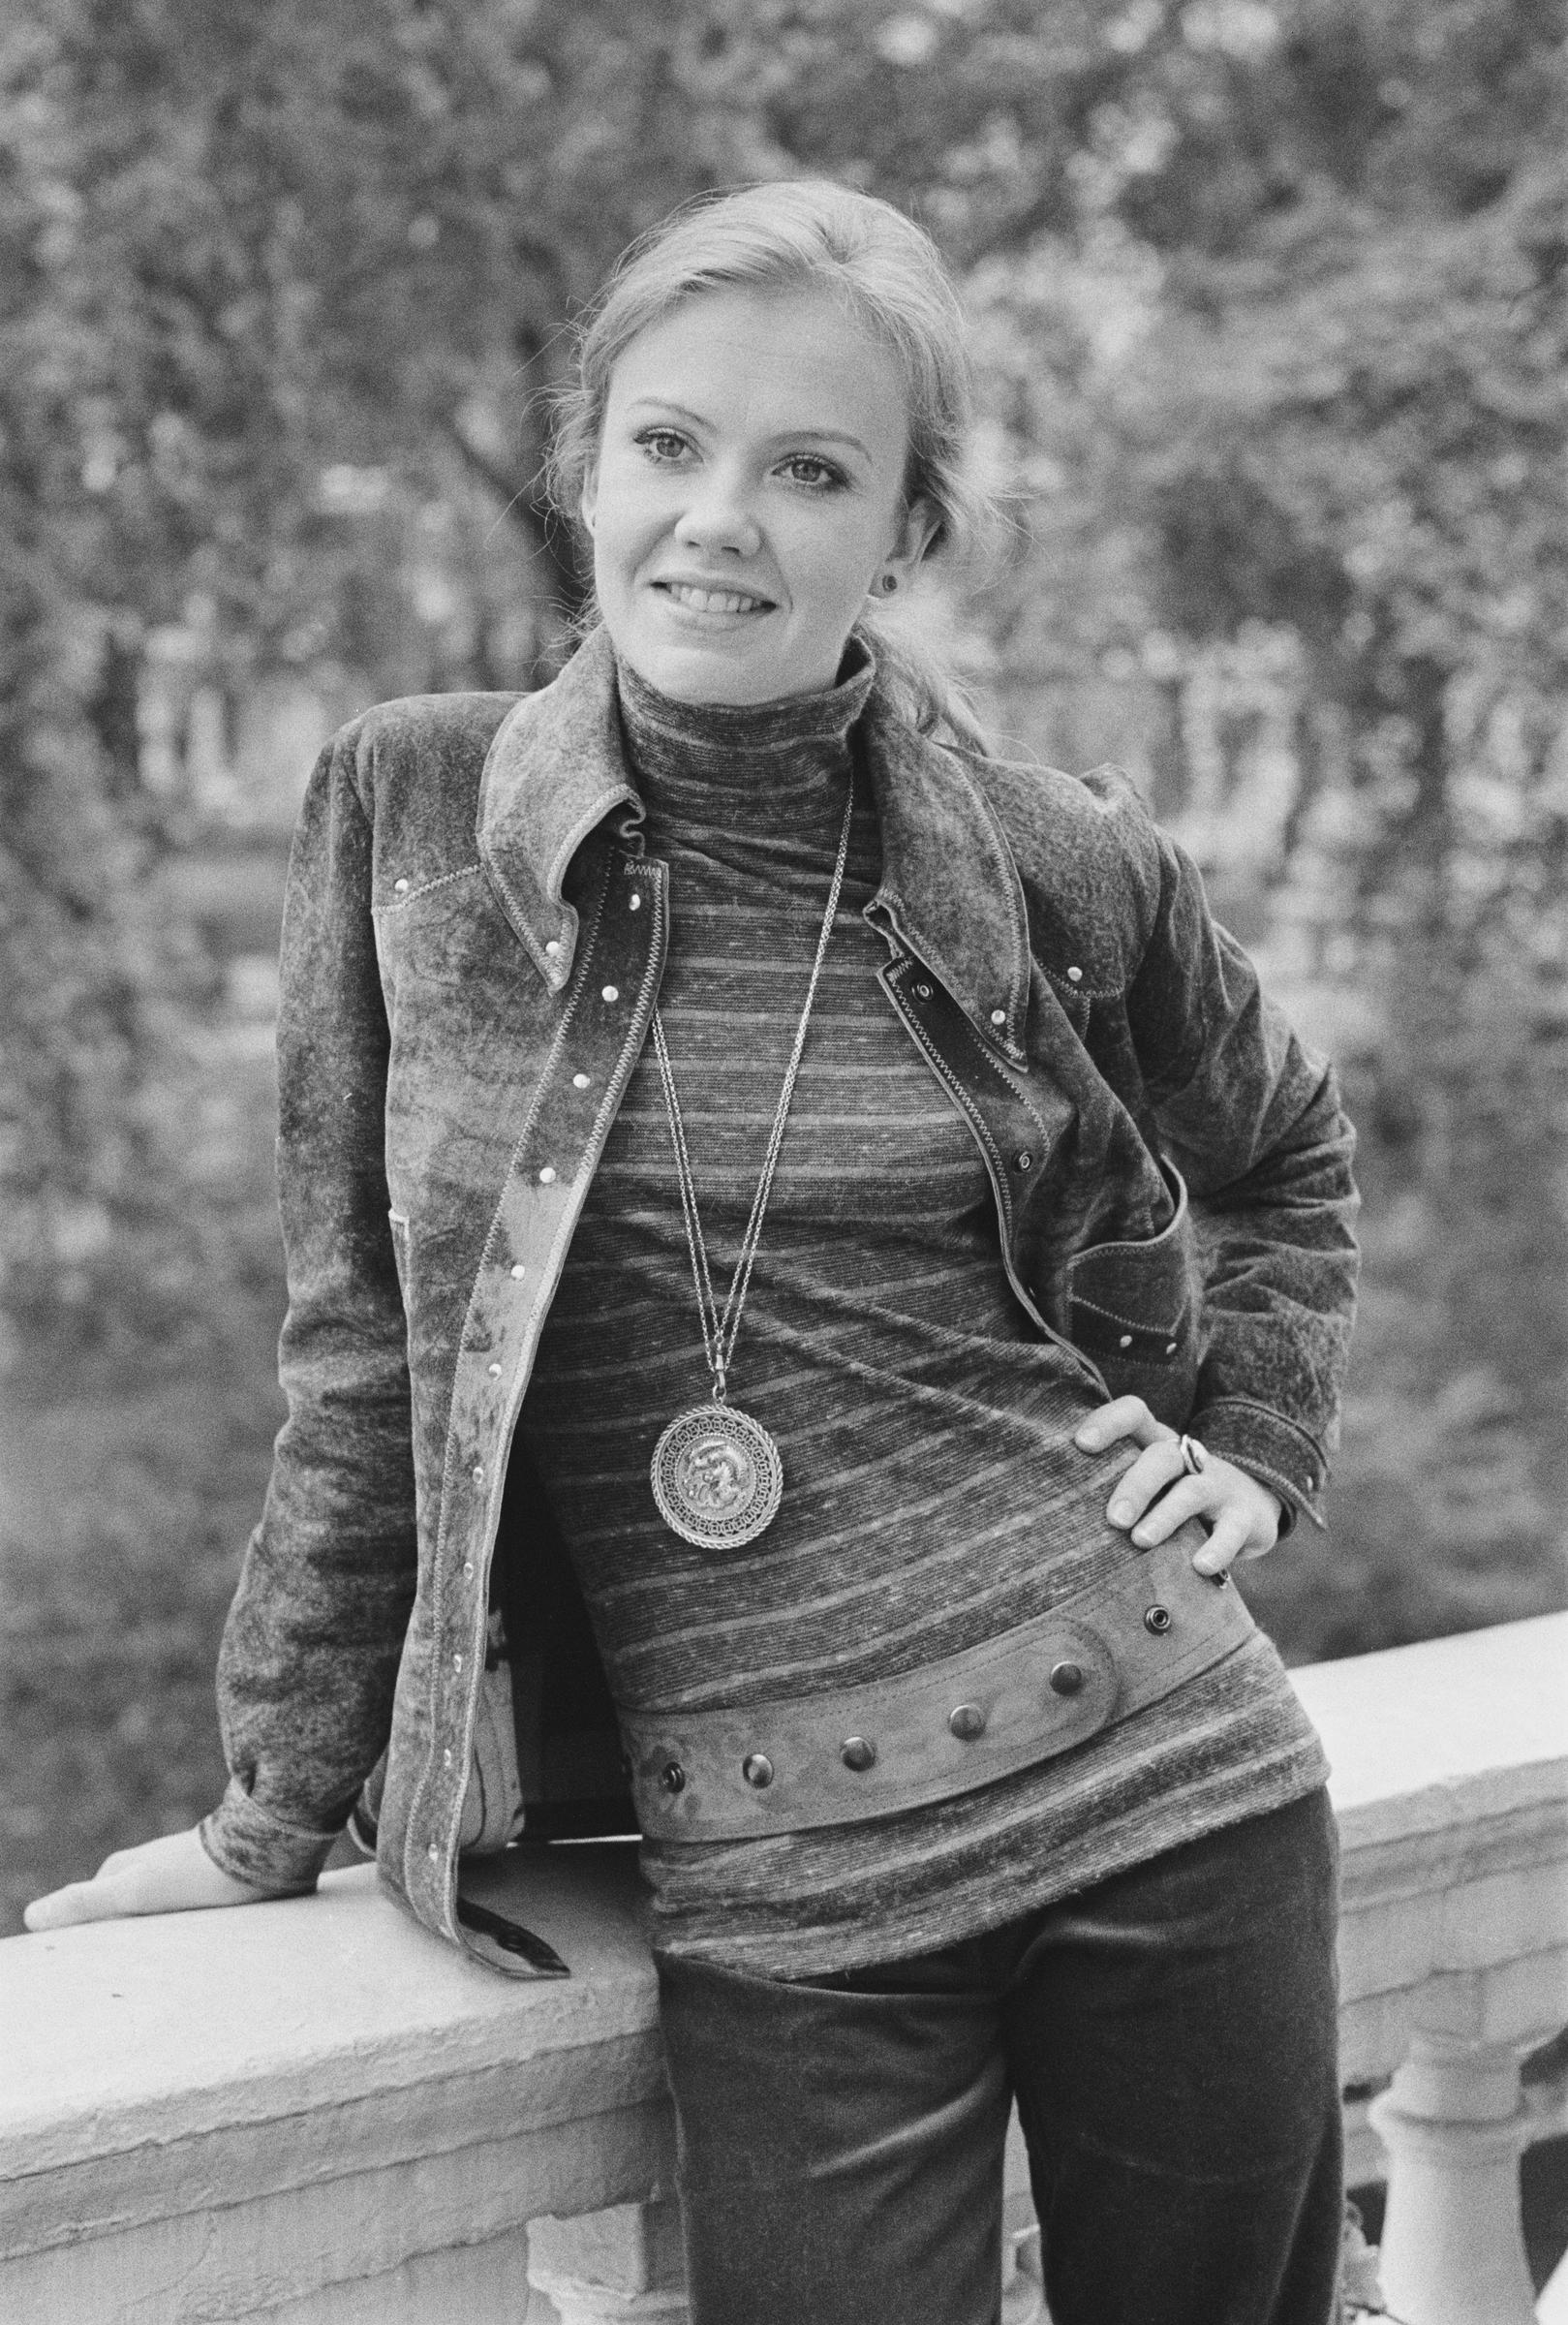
[651,1403,784,1550]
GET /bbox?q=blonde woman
[31,182,1359,2325]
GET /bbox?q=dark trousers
[656,1787,1343,2325]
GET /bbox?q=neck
[614,645,876,830]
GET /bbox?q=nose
[672,467,761,559]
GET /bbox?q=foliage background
[3,0,1566,1936]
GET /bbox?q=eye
[633,426,692,465]
[778,453,848,491]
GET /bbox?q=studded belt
[621,1527,1256,1843]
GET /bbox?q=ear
[876,495,940,593]
[578,467,599,538]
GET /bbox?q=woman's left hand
[1073,1397,1284,1578]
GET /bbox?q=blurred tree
[1147,4,1568,1645]
[3,0,1564,1647]
[1014,0,1568,1640]
[0,0,1163,1344]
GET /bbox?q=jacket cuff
[1188,1397,1329,1534]
[200,1779,343,1895]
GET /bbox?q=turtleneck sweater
[515,651,1327,1977]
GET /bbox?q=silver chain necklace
[649,776,856,1551]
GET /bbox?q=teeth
[662,582,769,615]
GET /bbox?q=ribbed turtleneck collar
[614,644,876,832]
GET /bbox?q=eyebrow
[622,398,874,462]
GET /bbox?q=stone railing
[3,1610,1564,2325]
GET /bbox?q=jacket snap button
[427,1843,439,1862]
[742,1752,774,1788]
[538,1166,556,1185]
[487,1360,502,1377]
[601,984,619,1003]
[990,1008,1005,1028]
[1066,965,1083,983]
[1165,1341,1178,1356]
[661,1760,686,1794]
[572,1072,590,1089]
[393,877,411,895]
[509,1262,526,1280]
[471,1463,483,1483]
[1119,1333,1133,1348]
[914,982,932,1000]
[545,939,562,957]
[1144,1604,1172,1635]
[1013,1150,1033,1172]
[841,1735,876,1772]
[949,1702,986,1741]
[1049,1659,1084,1696]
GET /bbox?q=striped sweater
[516,654,1327,1977]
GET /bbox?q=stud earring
[878,572,900,596]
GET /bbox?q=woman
[29,181,1360,2325]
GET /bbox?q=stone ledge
[2,1615,1564,2321]
[2,1845,663,2211]
[1295,1611,1568,2081]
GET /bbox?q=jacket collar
[477,626,642,992]
[477,626,1031,1062]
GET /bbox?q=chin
[627,636,785,707]
[628,629,849,708]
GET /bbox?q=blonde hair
[546,178,996,747]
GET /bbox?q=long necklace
[649,777,856,1551]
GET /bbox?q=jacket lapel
[858,688,1033,1070]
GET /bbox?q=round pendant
[651,1403,784,1550]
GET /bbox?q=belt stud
[948,1702,986,1741]
[742,1752,774,1789]
[1144,1604,1172,1635]
[841,1735,876,1773]
[1048,1659,1084,1696]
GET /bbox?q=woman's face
[582,286,933,704]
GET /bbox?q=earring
[878,572,900,596]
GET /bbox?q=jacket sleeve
[1130,830,1360,1533]
[200,726,417,1891]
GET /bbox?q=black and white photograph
[3,4,1566,2320]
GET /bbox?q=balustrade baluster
[527,2200,691,2323]
[1368,2030,1539,2325]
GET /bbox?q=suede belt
[622,1525,1256,1843]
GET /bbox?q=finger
[1128,1472,1214,1547]
[1191,1508,1253,1577]
[23,1877,133,1933]
[1075,1398,1176,1454]
[1105,1440,1189,1530]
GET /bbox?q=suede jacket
[201,628,1359,1974]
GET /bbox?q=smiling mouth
[655,580,776,617]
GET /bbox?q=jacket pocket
[373,870,498,988]
[1065,1160,1200,1428]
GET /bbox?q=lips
[655,579,776,616]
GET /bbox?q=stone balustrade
[3,1609,1564,2324]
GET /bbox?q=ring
[1178,1434,1209,1476]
